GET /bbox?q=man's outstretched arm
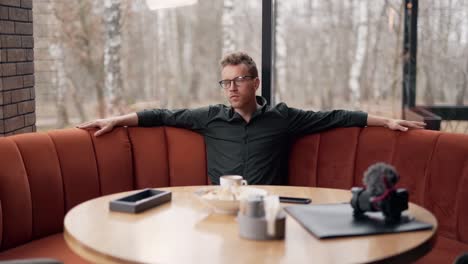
[367,114,426,131]
[286,105,426,137]
[77,113,138,137]
[77,106,211,137]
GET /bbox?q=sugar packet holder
[238,195,286,240]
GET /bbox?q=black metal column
[261,0,275,105]
[402,0,418,117]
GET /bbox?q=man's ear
[254,78,260,90]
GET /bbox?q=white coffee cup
[220,175,248,187]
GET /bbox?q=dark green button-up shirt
[137,96,368,185]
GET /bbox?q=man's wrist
[383,118,391,128]
[367,114,391,128]
[111,117,121,127]
[117,113,139,127]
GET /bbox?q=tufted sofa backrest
[289,127,468,244]
[1,126,468,251]
[0,127,207,250]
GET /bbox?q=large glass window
[417,1,468,106]
[274,1,405,118]
[34,0,261,130]
[416,1,468,133]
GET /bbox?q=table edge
[63,186,439,263]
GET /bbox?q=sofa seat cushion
[0,233,88,263]
[416,235,468,264]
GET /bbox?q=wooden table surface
[64,186,437,264]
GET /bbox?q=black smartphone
[279,196,311,204]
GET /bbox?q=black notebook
[284,203,433,239]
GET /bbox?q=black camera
[351,186,408,223]
[350,163,409,224]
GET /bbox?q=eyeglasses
[218,75,255,89]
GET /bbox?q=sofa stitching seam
[86,130,102,196]
[454,159,468,241]
[125,127,136,190]
[46,132,67,219]
[422,133,440,220]
[352,127,363,186]
[0,199,2,249]
[314,134,320,187]
[8,137,33,245]
[389,131,400,165]
[164,127,171,186]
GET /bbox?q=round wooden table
[64,186,437,263]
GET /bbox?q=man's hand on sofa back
[367,114,426,132]
[77,113,138,137]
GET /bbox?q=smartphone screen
[279,196,311,204]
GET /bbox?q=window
[416,1,468,106]
[274,0,405,118]
[34,0,261,130]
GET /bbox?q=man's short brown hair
[220,52,258,77]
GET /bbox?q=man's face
[220,64,259,109]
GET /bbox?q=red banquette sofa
[0,126,467,263]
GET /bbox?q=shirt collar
[254,96,267,114]
[256,96,267,109]
[228,96,268,118]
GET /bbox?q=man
[78,52,425,185]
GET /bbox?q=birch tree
[455,3,468,105]
[368,2,389,102]
[156,11,170,108]
[274,0,287,103]
[348,0,369,108]
[222,0,235,54]
[191,0,224,102]
[49,44,69,128]
[53,0,106,118]
[170,9,194,107]
[51,0,93,125]
[121,0,148,101]
[104,0,125,116]
[419,1,435,105]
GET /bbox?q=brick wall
[0,0,35,136]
